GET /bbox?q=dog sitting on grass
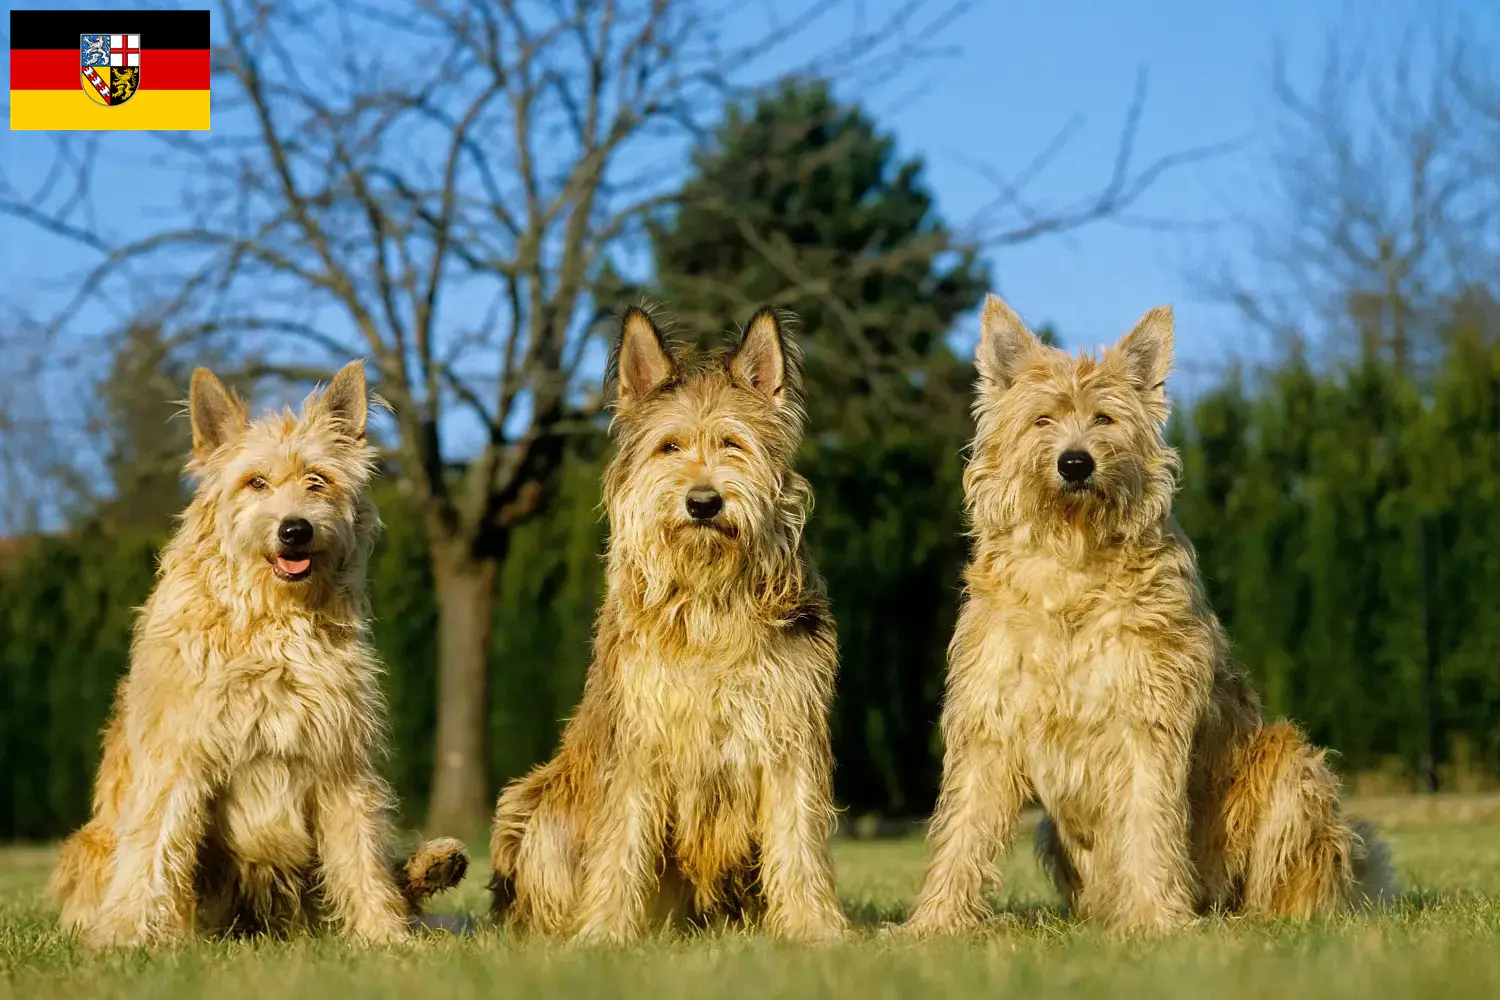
[902,296,1392,935]
[49,362,467,948]
[488,307,847,943]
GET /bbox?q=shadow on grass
[840,896,1069,934]
[1385,887,1470,914]
[839,888,1466,938]
[420,912,480,936]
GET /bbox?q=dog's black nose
[1057,450,1095,484]
[685,487,724,521]
[278,518,314,548]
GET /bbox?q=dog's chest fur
[612,628,806,881]
[618,635,782,782]
[991,550,1147,719]
[967,537,1215,825]
[204,625,364,762]
[152,603,375,869]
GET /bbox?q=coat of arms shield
[80,33,141,107]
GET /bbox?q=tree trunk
[423,540,499,838]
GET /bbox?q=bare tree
[1209,15,1500,370]
[3,0,1224,835]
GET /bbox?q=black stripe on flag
[10,9,210,50]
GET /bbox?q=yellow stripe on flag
[10,89,210,131]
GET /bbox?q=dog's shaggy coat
[488,308,847,943]
[49,363,467,948]
[903,296,1391,935]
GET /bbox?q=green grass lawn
[3,811,1499,999]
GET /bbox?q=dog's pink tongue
[277,556,311,575]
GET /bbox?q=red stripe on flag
[139,50,211,89]
[10,49,210,90]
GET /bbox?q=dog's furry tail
[487,768,549,920]
[49,707,131,933]
[487,759,583,934]
[1348,816,1397,908]
[395,837,469,913]
[48,821,116,931]
[1227,721,1393,918]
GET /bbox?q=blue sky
[1,0,1495,508]
[818,0,1493,386]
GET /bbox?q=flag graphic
[11,10,209,131]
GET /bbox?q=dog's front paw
[881,918,935,941]
[83,922,143,950]
[83,911,183,950]
[348,910,411,946]
[888,905,982,940]
[572,916,637,946]
[770,909,851,944]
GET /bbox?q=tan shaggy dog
[902,296,1392,936]
[488,307,847,943]
[49,362,468,948]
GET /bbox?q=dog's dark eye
[1093,413,1114,426]
[247,476,269,492]
[657,440,681,455]
[306,475,327,492]
[1033,416,1054,428]
[722,437,743,451]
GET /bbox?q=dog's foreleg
[758,743,848,941]
[1100,732,1196,933]
[573,759,664,944]
[902,735,1024,936]
[87,752,210,948]
[902,602,1029,937]
[313,771,409,944]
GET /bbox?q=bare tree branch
[1200,14,1499,370]
[965,70,1238,247]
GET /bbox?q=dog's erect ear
[613,308,675,409]
[317,360,369,439]
[189,367,248,461]
[731,308,788,404]
[1116,306,1174,398]
[977,294,1043,390]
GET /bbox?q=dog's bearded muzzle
[266,516,341,583]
